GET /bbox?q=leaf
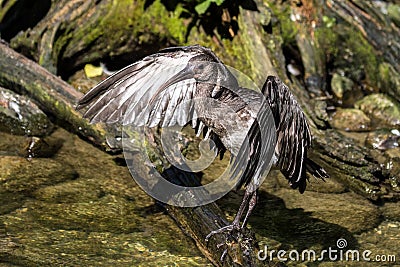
[84,64,103,78]
[212,0,225,6]
[195,0,211,15]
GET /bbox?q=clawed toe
[205,223,239,242]
[205,223,255,263]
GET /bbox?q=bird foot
[205,223,242,262]
[206,223,255,263]
[205,222,240,242]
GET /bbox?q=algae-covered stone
[0,156,77,193]
[355,93,400,128]
[388,3,400,28]
[32,180,104,203]
[282,190,380,234]
[365,129,400,150]
[330,108,370,131]
[0,132,63,158]
[0,87,54,136]
[19,136,64,158]
[331,73,354,99]
[378,62,400,102]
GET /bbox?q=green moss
[378,62,400,100]
[268,4,297,45]
[355,93,400,127]
[221,38,255,80]
[51,0,188,70]
[344,31,380,86]
[314,25,339,59]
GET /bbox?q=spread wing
[77,45,231,159]
[262,76,328,193]
[77,48,202,127]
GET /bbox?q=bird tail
[305,158,329,181]
[289,158,328,194]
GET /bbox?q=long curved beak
[165,65,195,88]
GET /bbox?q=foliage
[194,0,225,15]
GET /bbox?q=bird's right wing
[77,48,201,128]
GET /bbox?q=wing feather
[262,76,328,193]
[77,49,200,128]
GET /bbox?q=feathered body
[77,45,328,243]
[77,45,327,193]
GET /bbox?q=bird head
[162,55,238,92]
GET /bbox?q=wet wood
[0,41,109,151]
[9,0,183,77]
[327,0,400,73]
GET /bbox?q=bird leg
[205,189,257,261]
[206,188,257,237]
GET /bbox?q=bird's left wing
[262,76,328,193]
[77,48,200,128]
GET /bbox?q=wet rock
[0,87,54,136]
[384,157,400,194]
[331,73,363,107]
[378,62,400,102]
[270,169,347,194]
[0,156,77,194]
[365,129,400,150]
[0,190,25,215]
[24,195,141,233]
[68,69,105,94]
[0,131,64,158]
[271,189,380,234]
[319,221,400,267]
[385,147,400,160]
[0,128,209,266]
[381,202,400,221]
[387,3,400,28]
[32,180,105,203]
[254,172,378,233]
[331,73,353,99]
[0,132,27,156]
[330,108,371,131]
[355,93,400,128]
[355,221,400,265]
[19,136,64,158]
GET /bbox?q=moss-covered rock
[0,87,54,136]
[330,108,370,132]
[0,156,77,194]
[378,62,400,102]
[0,128,210,266]
[10,0,189,77]
[331,73,353,99]
[355,94,400,128]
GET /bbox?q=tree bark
[9,0,187,78]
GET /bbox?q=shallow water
[0,128,399,266]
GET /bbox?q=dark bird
[77,45,328,248]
